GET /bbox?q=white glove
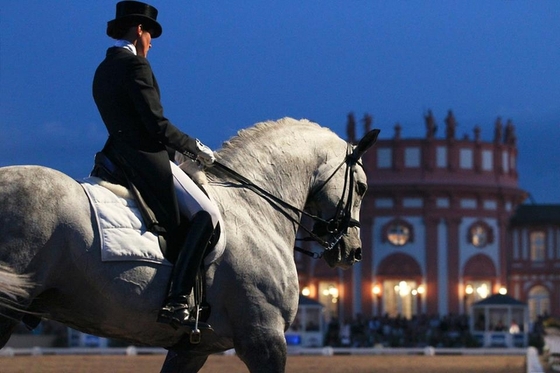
[195,139,216,167]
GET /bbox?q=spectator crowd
[322,313,546,348]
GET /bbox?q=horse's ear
[349,129,380,162]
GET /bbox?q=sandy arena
[0,354,525,373]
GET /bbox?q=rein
[202,145,361,258]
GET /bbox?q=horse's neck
[214,123,330,210]
[209,120,340,246]
[212,148,315,220]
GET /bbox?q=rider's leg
[157,162,219,329]
[157,210,214,328]
[169,161,220,227]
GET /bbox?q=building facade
[296,110,560,325]
[509,205,560,322]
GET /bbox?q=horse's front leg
[160,350,208,373]
[235,328,287,373]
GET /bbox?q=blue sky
[1,1,559,203]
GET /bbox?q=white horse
[0,118,378,372]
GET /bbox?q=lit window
[468,221,493,248]
[387,224,410,246]
[530,231,545,262]
[471,225,488,247]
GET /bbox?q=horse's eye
[356,182,367,196]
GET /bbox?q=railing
[0,345,544,373]
[0,346,167,356]
[0,345,530,356]
[288,346,528,356]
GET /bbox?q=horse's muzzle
[354,248,362,262]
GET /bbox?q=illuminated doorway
[383,280,420,319]
[464,281,491,313]
[318,282,339,320]
[528,285,550,321]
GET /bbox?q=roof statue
[362,113,373,135]
[346,112,356,144]
[445,110,456,140]
[504,120,517,145]
[394,123,402,140]
[424,109,437,139]
[494,117,503,144]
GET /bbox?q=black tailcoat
[93,47,197,231]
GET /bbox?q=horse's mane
[177,117,339,185]
[217,117,335,163]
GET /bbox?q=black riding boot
[157,211,214,330]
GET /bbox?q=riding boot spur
[157,210,214,330]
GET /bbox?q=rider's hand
[195,139,216,167]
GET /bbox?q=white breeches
[169,161,219,229]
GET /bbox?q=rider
[92,1,219,330]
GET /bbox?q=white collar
[114,40,137,56]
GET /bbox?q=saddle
[91,152,163,233]
[90,152,220,263]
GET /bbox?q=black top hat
[107,1,162,39]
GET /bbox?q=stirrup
[157,302,189,328]
[157,303,213,333]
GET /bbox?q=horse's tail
[0,264,30,312]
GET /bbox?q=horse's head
[306,129,379,269]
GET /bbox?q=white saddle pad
[79,177,225,267]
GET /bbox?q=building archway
[376,253,423,318]
[528,285,550,321]
[462,253,497,312]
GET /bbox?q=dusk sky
[1,1,559,203]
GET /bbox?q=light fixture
[476,284,489,299]
[398,281,410,296]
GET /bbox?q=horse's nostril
[354,248,362,261]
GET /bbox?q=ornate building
[509,205,560,321]
[295,110,560,325]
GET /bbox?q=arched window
[528,285,550,321]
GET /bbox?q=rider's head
[106,1,162,58]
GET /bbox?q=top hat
[107,1,162,39]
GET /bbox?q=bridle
[296,144,363,258]
[207,129,380,260]
[209,149,358,257]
